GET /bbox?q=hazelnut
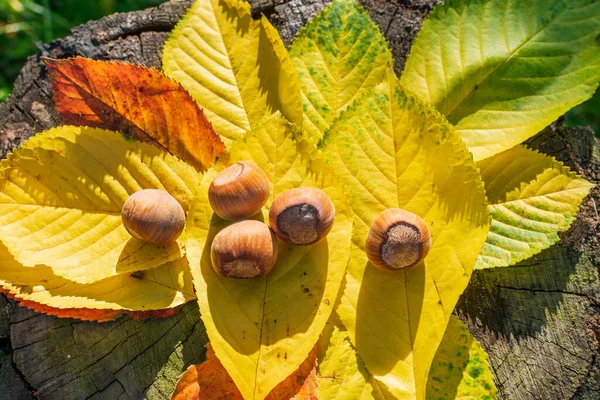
[269,187,335,246]
[211,220,278,278]
[208,161,270,220]
[121,189,185,247]
[365,208,431,270]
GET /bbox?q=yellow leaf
[289,0,393,142]
[162,0,302,144]
[186,113,353,399]
[401,0,600,161]
[0,126,198,284]
[0,242,195,313]
[321,71,489,398]
[316,316,498,400]
[427,316,498,400]
[476,145,594,269]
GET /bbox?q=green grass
[0,0,165,101]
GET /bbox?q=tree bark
[0,1,598,399]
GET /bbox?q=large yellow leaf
[476,145,593,269]
[321,72,489,398]
[0,126,198,284]
[186,113,353,399]
[288,0,393,142]
[162,0,302,143]
[0,242,194,313]
[401,0,600,161]
[317,316,497,400]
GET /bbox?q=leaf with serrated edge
[0,126,198,284]
[289,0,393,142]
[0,242,194,317]
[476,145,593,269]
[427,315,498,400]
[170,343,318,400]
[401,0,600,161]
[321,70,489,398]
[162,0,302,144]
[316,316,497,400]
[45,57,225,172]
[186,112,352,399]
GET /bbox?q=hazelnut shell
[269,187,335,246]
[121,189,185,247]
[209,161,270,221]
[211,220,278,278]
[365,208,431,270]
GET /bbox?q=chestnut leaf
[0,126,197,284]
[476,145,593,269]
[162,0,302,144]
[289,0,393,143]
[401,0,600,161]
[321,71,489,398]
[185,112,353,400]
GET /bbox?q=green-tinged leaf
[0,242,195,313]
[162,0,302,143]
[476,145,594,269]
[322,71,489,398]
[317,318,395,400]
[401,0,600,161]
[316,315,497,400]
[186,113,353,399]
[426,315,498,400]
[289,0,393,142]
[0,126,198,284]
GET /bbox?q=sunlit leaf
[476,145,593,269]
[289,0,392,142]
[317,315,497,400]
[0,126,198,284]
[45,57,225,172]
[171,344,317,400]
[0,241,195,319]
[321,71,489,398]
[316,319,394,400]
[162,0,302,143]
[427,315,497,399]
[186,113,353,399]
[401,0,600,161]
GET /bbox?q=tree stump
[0,1,598,399]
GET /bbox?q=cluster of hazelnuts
[121,161,432,279]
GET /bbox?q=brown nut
[211,220,278,278]
[269,187,335,246]
[121,189,185,247]
[208,161,270,221]
[365,208,431,270]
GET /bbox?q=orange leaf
[171,344,318,400]
[1,289,183,323]
[45,57,225,171]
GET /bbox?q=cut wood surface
[0,1,598,399]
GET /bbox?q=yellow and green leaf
[426,315,498,400]
[289,0,393,142]
[316,316,497,400]
[476,145,593,269]
[0,126,198,284]
[162,0,302,144]
[186,113,353,399]
[0,242,195,315]
[321,71,489,398]
[401,0,600,161]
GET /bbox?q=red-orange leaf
[45,57,225,171]
[1,290,183,323]
[171,344,318,400]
